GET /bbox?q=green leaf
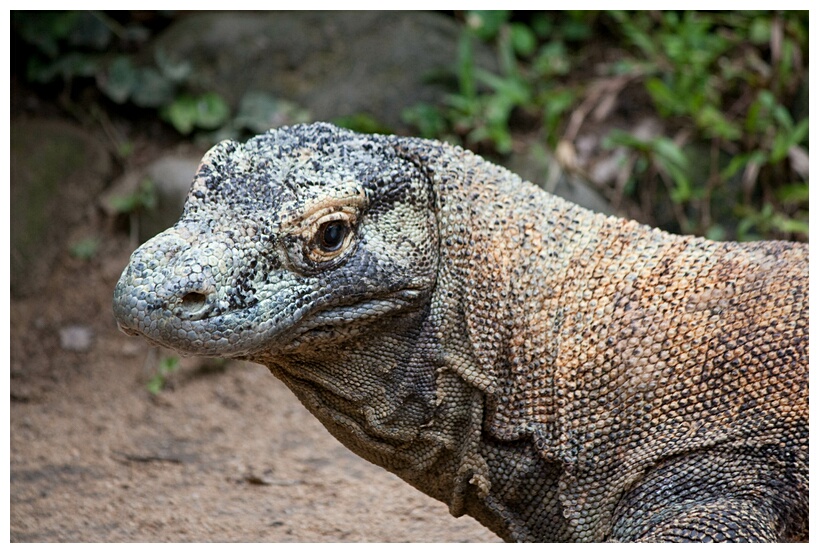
[777,37,795,84]
[162,93,230,134]
[666,163,693,203]
[769,117,807,163]
[705,225,726,241]
[773,217,808,236]
[332,113,392,135]
[456,31,477,101]
[610,10,657,58]
[720,151,767,182]
[757,89,776,110]
[771,132,791,163]
[100,56,138,104]
[744,97,762,133]
[443,92,477,115]
[772,103,793,131]
[510,23,537,57]
[154,47,192,83]
[130,67,175,108]
[748,16,771,44]
[530,13,553,38]
[117,141,134,159]
[69,237,101,260]
[789,118,809,146]
[775,183,809,204]
[402,103,448,138]
[736,216,760,242]
[147,356,180,395]
[466,10,510,40]
[476,70,530,103]
[194,92,230,129]
[696,105,741,141]
[533,41,570,77]
[561,15,593,42]
[146,374,164,395]
[651,137,688,169]
[603,129,650,152]
[541,87,577,144]
[110,179,157,214]
[645,77,681,116]
[162,96,197,134]
[28,52,100,83]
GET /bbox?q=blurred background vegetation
[11,10,808,242]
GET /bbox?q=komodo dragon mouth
[114,259,428,359]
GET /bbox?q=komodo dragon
[113,122,808,542]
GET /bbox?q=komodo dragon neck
[415,147,808,541]
[249,149,596,541]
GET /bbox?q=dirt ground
[9,203,499,543]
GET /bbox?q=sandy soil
[9,218,499,543]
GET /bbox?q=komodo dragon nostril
[177,291,211,319]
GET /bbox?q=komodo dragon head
[114,123,439,358]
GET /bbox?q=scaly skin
[113,123,808,542]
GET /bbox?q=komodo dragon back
[113,122,808,542]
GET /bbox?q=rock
[141,156,203,241]
[149,12,615,216]
[101,154,203,242]
[151,11,496,130]
[507,143,616,216]
[59,325,94,353]
[10,118,113,297]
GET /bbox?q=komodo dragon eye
[318,220,348,252]
[289,188,365,270]
[301,211,357,267]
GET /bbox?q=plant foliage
[403,11,808,241]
